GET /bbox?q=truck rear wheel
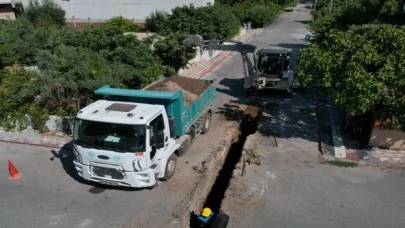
[201,112,212,134]
[161,153,177,181]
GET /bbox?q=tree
[166,5,240,39]
[145,5,240,39]
[298,24,405,130]
[24,0,66,28]
[154,33,197,72]
[246,4,279,28]
[103,16,141,33]
[145,10,170,34]
[309,0,404,40]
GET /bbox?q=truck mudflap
[73,161,156,188]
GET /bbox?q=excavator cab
[257,49,292,76]
[202,39,295,94]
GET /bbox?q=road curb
[356,161,405,169]
[320,153,405,169]
[0,139,73,150]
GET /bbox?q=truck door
[148,113,169,164]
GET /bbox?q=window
[149,114,165,145]
[150,114,165,131]
[207,2,211,6]
[73,119,146,152]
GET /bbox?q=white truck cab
[73,100,179,188]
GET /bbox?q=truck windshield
[73,119,145,152]
[259,54,287,75]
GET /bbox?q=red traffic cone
[8,160,23,180]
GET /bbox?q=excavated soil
[146,76,211,106]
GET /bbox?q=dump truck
[203,40,295,94]
[72,76,216,188]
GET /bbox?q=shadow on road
[215,65,321,154]
[294,20,311,24]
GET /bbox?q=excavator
[202,40,295,94]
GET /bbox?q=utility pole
[329,0,333,13]
[314,0,318,10]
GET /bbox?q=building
[20,0,214,27]
[0,0,16,20]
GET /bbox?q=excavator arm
[201,40,259,90]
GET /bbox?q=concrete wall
[0,3,16,20]
[21,0,215,23]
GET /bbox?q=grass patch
[326,160,358,167]
[318,156,358,167]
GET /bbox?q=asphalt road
[0,78,244,228]
[0,5,298,228]
[0,15,247,228]
[211,4,405,228]
[3,4,402,228]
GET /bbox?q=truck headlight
[73,149,82,163]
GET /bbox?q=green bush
[25,0,66,28]
[146,5,240,39]
[154,33,197,72]
[216,0,283,28]
[145,10,170,34]
[29,102,49,133]
[103,16,141,32]
[246,4,279,28]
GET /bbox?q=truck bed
[94,77,216,137]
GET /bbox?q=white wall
[21,0,215,23]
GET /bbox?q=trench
[202,111,261,212]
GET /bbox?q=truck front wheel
[161,153,177,181]
[201,112,212,134]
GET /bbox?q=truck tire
[211,213,230,228]
[161,153,177,181]
[201,112,212,134]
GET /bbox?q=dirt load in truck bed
[146,76,211,106]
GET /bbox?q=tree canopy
[25,0,66,28]
[146,5,241,39]
[298,0,405,129]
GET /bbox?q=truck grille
[91,166,124,180]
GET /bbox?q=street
[214,4,405,228]
[1,4,405,228]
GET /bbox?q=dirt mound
[147,76,211,106]
[217,102,262,122]
[238,104,261,119]
[148,81,197,106]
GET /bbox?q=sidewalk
[322,96,405,169]
[182,29,263,79]
[0,128,72,149]
[0,29,263,150]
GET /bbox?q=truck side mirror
[155,131,165,149]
